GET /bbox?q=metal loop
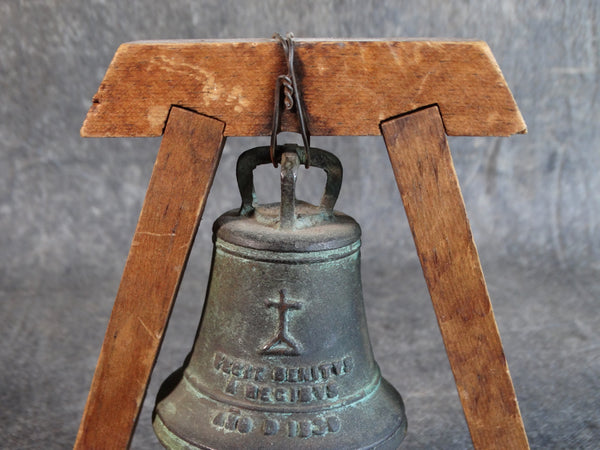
[270,32,311,169]
[237,145,342,217]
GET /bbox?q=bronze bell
[153,144,407,449]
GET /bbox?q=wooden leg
[381,106,529,449]
[74,107,225,449]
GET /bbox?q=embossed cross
[261,288,302,356]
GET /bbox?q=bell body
[153,147,406,449]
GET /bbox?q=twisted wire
[271,32,311,168]
[273,33,295,110]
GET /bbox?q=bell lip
[153,376,407,450]
[213,207,362,253]
[153,413,407,450]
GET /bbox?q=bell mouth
[153,375,406,450]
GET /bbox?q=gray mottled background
[1,0,599,448]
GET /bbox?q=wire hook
[270,32,311,168]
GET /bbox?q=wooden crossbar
[81,39,525,138]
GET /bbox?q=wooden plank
[74,107,225,449]
[381,106,529,449]
[81,39,526,138]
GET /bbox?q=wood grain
[381,106,529,449]
[74,107,225,449]
[81,39,526,138]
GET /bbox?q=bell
[153,144,407,449]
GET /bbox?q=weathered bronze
[153,145,407,449]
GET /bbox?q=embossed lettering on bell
[153,145,407,449]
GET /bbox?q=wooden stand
[75,39,529,449]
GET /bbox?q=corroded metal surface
[153,146,406,448]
